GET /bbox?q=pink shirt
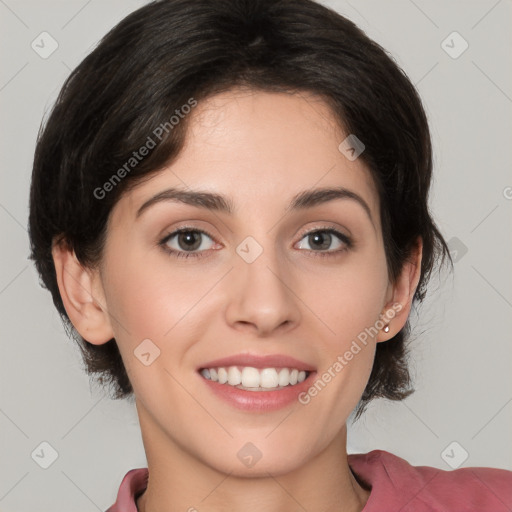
[106,449,512,511]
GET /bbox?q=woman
[28,0,512,510]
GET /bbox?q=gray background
[1,0,511,510]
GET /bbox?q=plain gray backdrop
[1,0,511,510]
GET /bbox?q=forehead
[113,89,379,225]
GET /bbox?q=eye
[295,228,352,256]
[159,228,216,259]
[159,226,352,260]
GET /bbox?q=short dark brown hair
[28,0,452,418]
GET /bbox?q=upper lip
[198,353,316,372]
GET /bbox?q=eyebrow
[136,186,374,226]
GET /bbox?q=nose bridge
[225,234,300,334]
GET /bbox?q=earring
[383,324,390,333]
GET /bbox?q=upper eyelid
[160,226,215,244]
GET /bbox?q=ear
[376,236,423,343]
[51,238,114,345]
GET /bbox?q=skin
[53,88,422,512]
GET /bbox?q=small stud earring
[383,324,390,333]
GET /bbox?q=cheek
[300,248,387,408]
[101,244,226,383]
[298,264,385,434]
[310,249,389,343]
[101,256,193,399]
[103,245,204,336]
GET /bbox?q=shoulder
[105,468,149,512]
[348,449,512,512]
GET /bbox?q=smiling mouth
[199,366,311,391]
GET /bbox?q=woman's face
[98,89,396,475]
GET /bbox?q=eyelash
[158,226,353,260]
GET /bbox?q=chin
[200,437,313,478]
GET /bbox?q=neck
[135,402,370,512]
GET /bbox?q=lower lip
[199,372,317,412]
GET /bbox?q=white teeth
[201,366,311,389]
[241,367,260,387]
[260,368,280,388]
[227,366,242,386]
[217,367,228,384]
[278,368,290,386]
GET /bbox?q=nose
[224,248,301,337]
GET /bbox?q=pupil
[179,231,201,251]
[311,232,331,250]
